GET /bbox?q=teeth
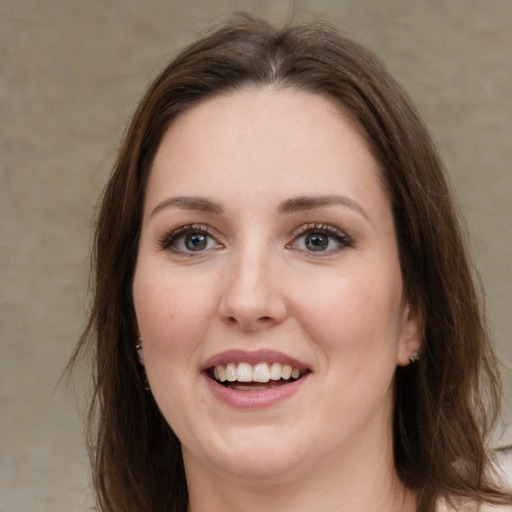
[226,363,237,382]
[212,362,303,384]
[281,364,292,379]
[237,362,253,382]
[253,363,270,383]
[270,362,282,380]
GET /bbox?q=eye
[159,224,222,254]
[303,232,330,251]
[288,224,351,253]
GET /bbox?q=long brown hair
[71,14,510,512]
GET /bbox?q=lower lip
[203,373,309,409]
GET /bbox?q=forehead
[158,87,371,152]
[148,87,382,196]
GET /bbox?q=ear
[396,302,422,367]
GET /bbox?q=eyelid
[286,223,352,252]
[290,222,349,240]
[158,223,223,252]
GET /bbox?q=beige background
[1,1,511,510]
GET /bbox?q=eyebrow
[150,196,224,217]
[150,194,367,220]
[279,195,368,220]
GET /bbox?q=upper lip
[201,349,310,372]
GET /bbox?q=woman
[72,15,511,512]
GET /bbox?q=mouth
[208,361,307,391]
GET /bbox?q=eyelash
[158,224,220,254]
[288,223,352,254]
[158,223,352,255]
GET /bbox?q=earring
[136,337,144,364]
[409,349,421,364]
[136,338,150,391]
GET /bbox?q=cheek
[132,266,218,365]
[295,272,404,363]
[132,267,219,428]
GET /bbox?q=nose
[218,244,287,331]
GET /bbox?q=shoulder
[479,506,512,512]
[436,447,512,511]
[437,500,512,512]
[477,505,512,512]
[438,449,512,511]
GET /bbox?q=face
[133,88,420,483]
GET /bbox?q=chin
[213,452,306,484]
[185,427,309,483]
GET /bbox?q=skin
[133,88,422,512]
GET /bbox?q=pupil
[306,233,328,251]
[185,233,207,251]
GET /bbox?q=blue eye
[304,232,329,251]
[291,224,351,253]
[160,225,220,253]
[183,232,209,251]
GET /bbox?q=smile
[210,362,304,391]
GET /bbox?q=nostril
[220,304,284,330]
[223,315,274,329]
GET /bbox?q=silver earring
[136,338,150,390]
[409,349,421,364]
[136,337,144,364]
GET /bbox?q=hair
[71,14,510,512]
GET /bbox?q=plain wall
[1,1,511,510]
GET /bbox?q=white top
[437,449,512,510]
